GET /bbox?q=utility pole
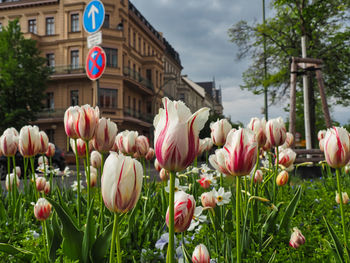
[262,0,268,120]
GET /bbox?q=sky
[131,0,349,126]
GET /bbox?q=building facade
[0,0,165,151]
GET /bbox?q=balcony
[123,67,153,94]
[35,108,65,122]
[50,65,86,80]
[123,108,153,124]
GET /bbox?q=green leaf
[49,212,63,262]
[279,186,302,232]
[46,197,83,261]
[323,216,345,263]
[262,203,282,239]
[91,222,114,263]
[82,199,96,263]
[0,243,34,261]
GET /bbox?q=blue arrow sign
[83,0,105,34]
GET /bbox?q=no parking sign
[85,46,106,80]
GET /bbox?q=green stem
[209,209,219,257]
[74,139,81,228]
[194,156,197,167]
[336,168,350,259]
[110,213,122,263]
[273,147,279,203]
[12,156,18,203]
[100,153,105,234]
[30,157,39,200]
[236,176,241,263]
[23,157,28,195]
[49,157,53,192]
[7,157,11,204]
[85,140,91,208]
[43,220,49,261]
[167,171,176,263]
[206,151,208,165]
[250,148,260,226]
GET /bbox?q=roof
[196,81,214,97]
[182,76,206,98]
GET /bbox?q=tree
[228,0,350,143]
[0,19,51,132]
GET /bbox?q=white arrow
[88,4,99,29]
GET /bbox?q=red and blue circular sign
[86,46,106,80]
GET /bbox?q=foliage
[0,19,51,132]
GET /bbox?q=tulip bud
[254,169,263,183]
[262,138,272,152]
[0,128,19,156]
[192,244,210,263]
[278,148,296,169]
[34,198,52,221]
[90,150,102,168]
[201,191,216,208]
[38,156,49,166]
[64,106,80,139]
[101,153,143,213]
[154,159,162,172]
[318,130,326,141]
[335,191,349,204]
[5,173,20,190]
[210,119,232,147]
[92,117,118,153]
[284,132,294,148]
[13,166,21,178]
[46,143,55,157]
[75,104,100,141]
[38,131,49,154]
[70,138,92,158]
[247,117,267,147]
[116,130,139,155]
[166,191,195,232]
[266,117,287,147]
[111,138,119,152]
[159,168,170,181]
[88,166,98,187]
[198,138,213,156]
[145,147,155,161]
[44,181,50,195]
[136,135,150,157]
[19,125,41,157]
[289,227,305,249]
[209,149,230,175]
[223,128,258,176]
[276,170,289,186]
[324,127,350,168]
[154,98,209,172]
[36,177,47,192]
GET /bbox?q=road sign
[86,46,106,80]
[87,31,102,48]
[83,0,105,34]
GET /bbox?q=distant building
[196,79,223,115]
[178,76,206,113]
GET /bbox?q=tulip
[262,138,272,152]
[5,173,20,190]
[198,138,213,156]
[87,166,98,187]
[136,135,150,157]
[284,132,294,148]
[276,170,289,186]
[247,117,267,147]
[323,127,350,168]
[38,131,49,154]
[265,117,287,147]
[34,198,52,221]
[38,156,49,166]
[13,166,21,178]
[166,190,195,232]
[159,168,170,181]
[91,150,102,168]
[145,147,155,161]
[46,143,55,157]
[75,104,100,141]
[289,227,305,249]
[44,181,50,195]
[36,177,47,192]
[278,148,296,169]
[254,169,263,183]
[116,130,138,155]
[336,191,349,205]
[101,153,143,213]
[92,117,118,153]
[70,138,91,158]
[1,128,19,156]
[210,118,232,147]
[111,137,119,152]
[318,130,326,141]
[223,128,258,176]
[18,125,41,157]
[201,191,216,208]
[319,139,325,152]
[154,97,209,172]
[192,244,210,263]
[154,159,162,172]
[209,149,230,175]
[64,106,80,139]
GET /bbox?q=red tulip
[0,128,18,156]
[324,127,350,168]
[145,147,155,161]
[19,125,41,157]
[44,182,50,195]
[75,104,99,141]
[92,117,118,153]
[38,131,49,154]
[209,149,230,175]
[210,118,232,147]
[34,198,52,221]
[266,117,287,147]
[136,135,150,157]
[276,170,289,186]
[36,177,47,192]
[247,117,267,147]
[289,227,305,249]
[46,143,55,157]
[192,244,210,263]
[201,191,216,208]
[70,138,92,158]
[278,148,296,169]
[116,130,138,155]
[64,106,80,139]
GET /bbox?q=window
[99,88,117,108]
[28,19,36,34]
[146,69,152,81]
[179,93,185,102]
[138,37,141,52]
[71,90,79,106]
[46,53,55,68]
[143,42,145,55]
[138,100,141,113]
[46,17,54,35]
[133,32,136,48]
[70,50,79,69]
[45,129,55,143]
[133,98,136,113]
[103,14,110,28]
[71,14,79,32]
[104,48,117,68]
[128,96,131,108]
[46,92,54,109]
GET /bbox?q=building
[178,76,206,113]
[196,79,223,115]
[0,0,165,151]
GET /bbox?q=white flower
[188,206,206,231]
[187,166,199,174]
[200,164,211,173]
[71,180,84,191]
[213,187,232,206]
[165,178,188,193]
[63,166,72,177]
